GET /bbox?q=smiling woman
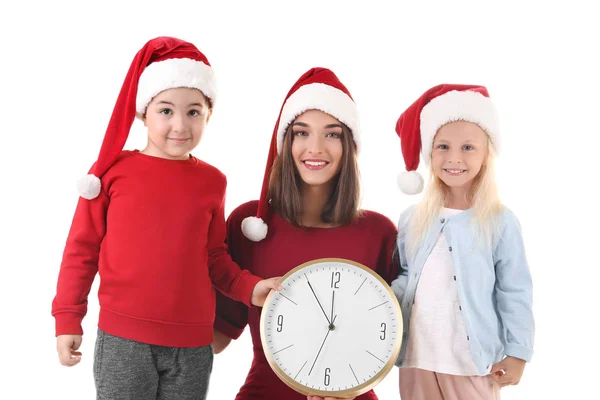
[212,67,400,400]
[269,109,360,229]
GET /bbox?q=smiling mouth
[302,160,329,170]
[444,168,466,175]
[168,138,190,142]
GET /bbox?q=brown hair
[267,120,362,227]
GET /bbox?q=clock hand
[308,314,337,376]
[330,290,335,329]
[305,273,331,326]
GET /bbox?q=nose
[307,134,324,154]
[447,148,462,163]
[171,114,187,133]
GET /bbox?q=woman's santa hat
[241,67,360,242]
[76,36,217,200]
[395,83,500,195]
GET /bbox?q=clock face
[260,258,402,397]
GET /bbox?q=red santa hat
[395,83,500,195]
[241,67,360,242]
[76,36,217,200]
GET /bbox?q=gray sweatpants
[93,329,213,400]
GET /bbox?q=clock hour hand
[330,290,335,329]
[305,273,331,326]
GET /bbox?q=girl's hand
[57,334,83,366]
[490,356,526,387]
[250,277,282,307]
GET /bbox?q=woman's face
[291,109,344,188]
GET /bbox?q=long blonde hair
[406,142,503,257]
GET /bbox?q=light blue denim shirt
[391,205,534,375]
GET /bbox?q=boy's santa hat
[241,67,360,242]
[395,84,500,195]
[76,36,217,200]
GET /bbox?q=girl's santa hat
[395,84,500,195]
[241,67,360,242]
[77,36,217,200]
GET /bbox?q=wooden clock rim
[259,257,403,398]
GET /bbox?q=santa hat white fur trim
[77,174,101,200]
[276,83,360,154]
[397,170,424,195]
[241,216,268,242]
[420,90,500,165]
[136,58,217,115]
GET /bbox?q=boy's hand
[251,277,282,307]
[57,334,83,367]
[490,356,526,387]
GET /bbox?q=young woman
[213,68,399,400]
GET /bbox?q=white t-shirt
[403,208,481,376]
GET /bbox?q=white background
[1,0,597,398]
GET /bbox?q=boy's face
[142,88,212,160]
[431,120,489,191]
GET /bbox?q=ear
[206,107,213,124]
[136,112,147,126]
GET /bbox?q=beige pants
[399,368,500,400]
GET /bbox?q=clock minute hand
[305,273,331,326]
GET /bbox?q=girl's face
[142,88,212,160]
[291,110,344,188]
[431,121,489,191]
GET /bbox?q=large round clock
[260,258,402,398]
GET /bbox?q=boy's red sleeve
[213,202,254,339]
[207,182,261,307]
[51,191,109,336]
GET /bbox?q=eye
[463,145,474,151]
[188,109,201,117]
[326,132,342,139]
[159,108,173,115]
[436,144,448,150]
[293,130,308,137]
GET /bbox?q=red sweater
[52,150,261,347]
[215,201,399,400]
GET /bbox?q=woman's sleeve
[376,217,400,285]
